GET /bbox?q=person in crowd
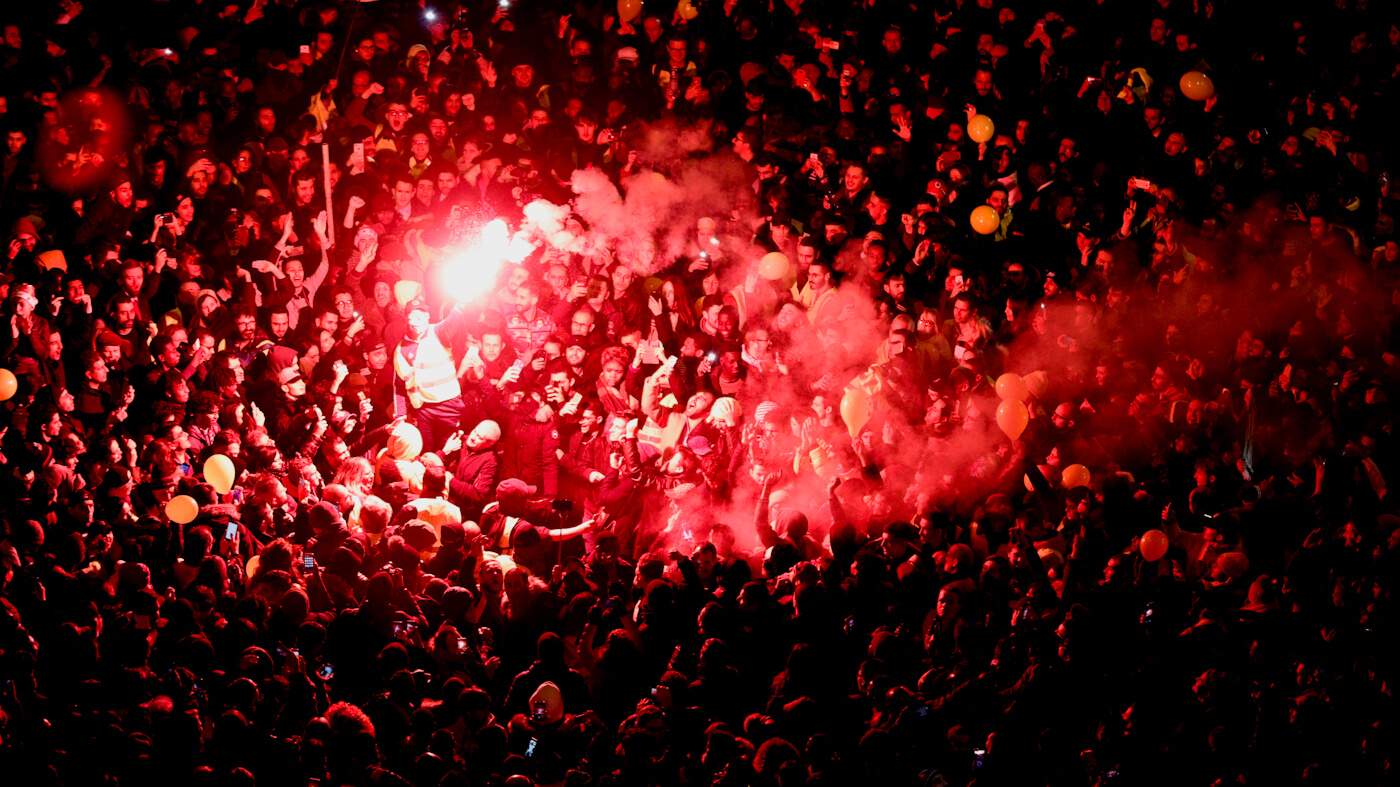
[2,3,1399,787]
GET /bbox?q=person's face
[88,359,109,384]
[611,266,634,294]
[236,313,257,340]
[393,180,414,209]
[258,107,277,133]
[988,191,1008,214]
[808,265,831,293]
[578,407,602,434]
[115,302,137,330]
[295,176,315,205]
[161,340,181,367]
[481,333,504,362]
[565,344,587,366]
[600,361,625,388]
[285,260,305,288]
[114,181,135,208]
[973,70,993,95]
[265,313,289,341]
[101,344,122,365]
[745,330,770,358]
[666,39,687,62]
[406,308,430,338]
[1165,133,1186,157]
[844,165,867,193]
[888,333,907,356]
[1149,17,1168,43]
[6,131,24,155]
[953,299,973,325]
[466,422,499,451]
[686,391,715,418]
[716,311,736,336]
[47,331,62,361]
[570,309,595,336]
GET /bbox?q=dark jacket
[499,417,561,496]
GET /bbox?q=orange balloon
[995,372,1031,402]
[1061,464,1091,489]
[970,205,1000,235]
[840,387,873,438]
[204,455,237,495]
[758,252,790,281]
[967,114,995,143]
[0,368,15,401]
[1179,71,1215,101]
[1140,529,1170,561]
[995,399,1029,441]
[678,0,699,20]
[617,0,643,22]
[165,495,199,525]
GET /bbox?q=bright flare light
[445,219,510,303]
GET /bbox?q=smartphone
[569,392,583,407]
[973,749,987,769]
[510,359,526,374]
[225,523,238,540]
[300,45,311,54]
[531,700,548,722]
[1130,178,1153,191]
[454,636,468,654]
[525,737,537,757]
[318,663,334,679]
[303,555,316,571]
[706,352,718,362]
[825,40,840,50]
[809,152,819,162]
[162,213,176,224]
[164,48,174,56]
[353,142,365,158]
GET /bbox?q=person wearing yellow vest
[394,297,471,454]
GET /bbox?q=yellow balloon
[1061,464,1091,489]
[166,495,199,525]
[967,114,995,143]
[995,372,1031,402]
[644,276,664,293]
[204,454,237,495]
[0,368,15,401]
[617,0,643,23]
[678,0,699,20]
[758,252,790,281]
[840,387,873,438]
[1140,529,1170,561]
[995,399,1029,441]
[1179,71,1215,101]
[970,205,1000,235]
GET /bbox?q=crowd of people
[3,0,1399,785]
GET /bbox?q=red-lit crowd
[2,1,1398,785]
